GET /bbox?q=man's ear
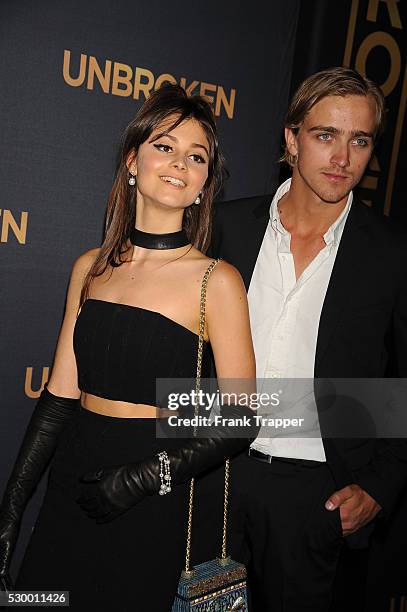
[285,127,298,159]
[126,149,137,175]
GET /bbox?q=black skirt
[16,408,224,611]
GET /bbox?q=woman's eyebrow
[192,143,209,156]
[151,133,209,156]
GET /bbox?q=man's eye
[318,133,331,141]
[354,138,368,147]
[153,143,172,153]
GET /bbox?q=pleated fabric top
[73,299,211,405]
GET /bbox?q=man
[211,67,407,611]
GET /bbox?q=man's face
[286,94,377,204]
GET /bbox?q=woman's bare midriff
[81,392,174,418]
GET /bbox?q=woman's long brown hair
[80,84,226,307]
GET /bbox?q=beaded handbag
[171,260,249,612]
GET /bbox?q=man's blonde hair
[282,67,386,167]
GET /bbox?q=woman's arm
[206,260,256,381]
[47,248,99,397]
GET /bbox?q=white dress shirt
[248,178,353,461]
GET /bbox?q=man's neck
[278,177,349,238]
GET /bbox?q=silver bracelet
[157,451,172,495]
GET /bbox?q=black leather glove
[77,404,258,523]
[0,387,78,591]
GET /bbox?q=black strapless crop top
[73,299,212,405]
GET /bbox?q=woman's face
[129,116,210,211]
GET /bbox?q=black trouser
[229,452,344,612]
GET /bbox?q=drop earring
[194,193,201,205]
[129,174,136,186]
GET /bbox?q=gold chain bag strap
[171,259,248,612]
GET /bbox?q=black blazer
[210,192,407,518]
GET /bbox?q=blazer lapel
[240,196,270,290]
[315,201,371,372]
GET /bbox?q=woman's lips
[159,175,186,189]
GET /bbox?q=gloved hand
[77,404,258,523]
[0,387,78,590]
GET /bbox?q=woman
[0,85,256,610]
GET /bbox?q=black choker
[129,228,190,250]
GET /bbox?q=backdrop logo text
[25,367,49,398]
[63,50,236,119]
[0,209,28,244]
[343,0,405,215]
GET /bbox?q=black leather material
[0,388,78,590]
[129,228,190,249]
[76,404,259,523]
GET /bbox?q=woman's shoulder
[71,247,101,281]
[204,258,249,335]
[193,254,245,301]
[207,259,245,293]
[190,247,243,287]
